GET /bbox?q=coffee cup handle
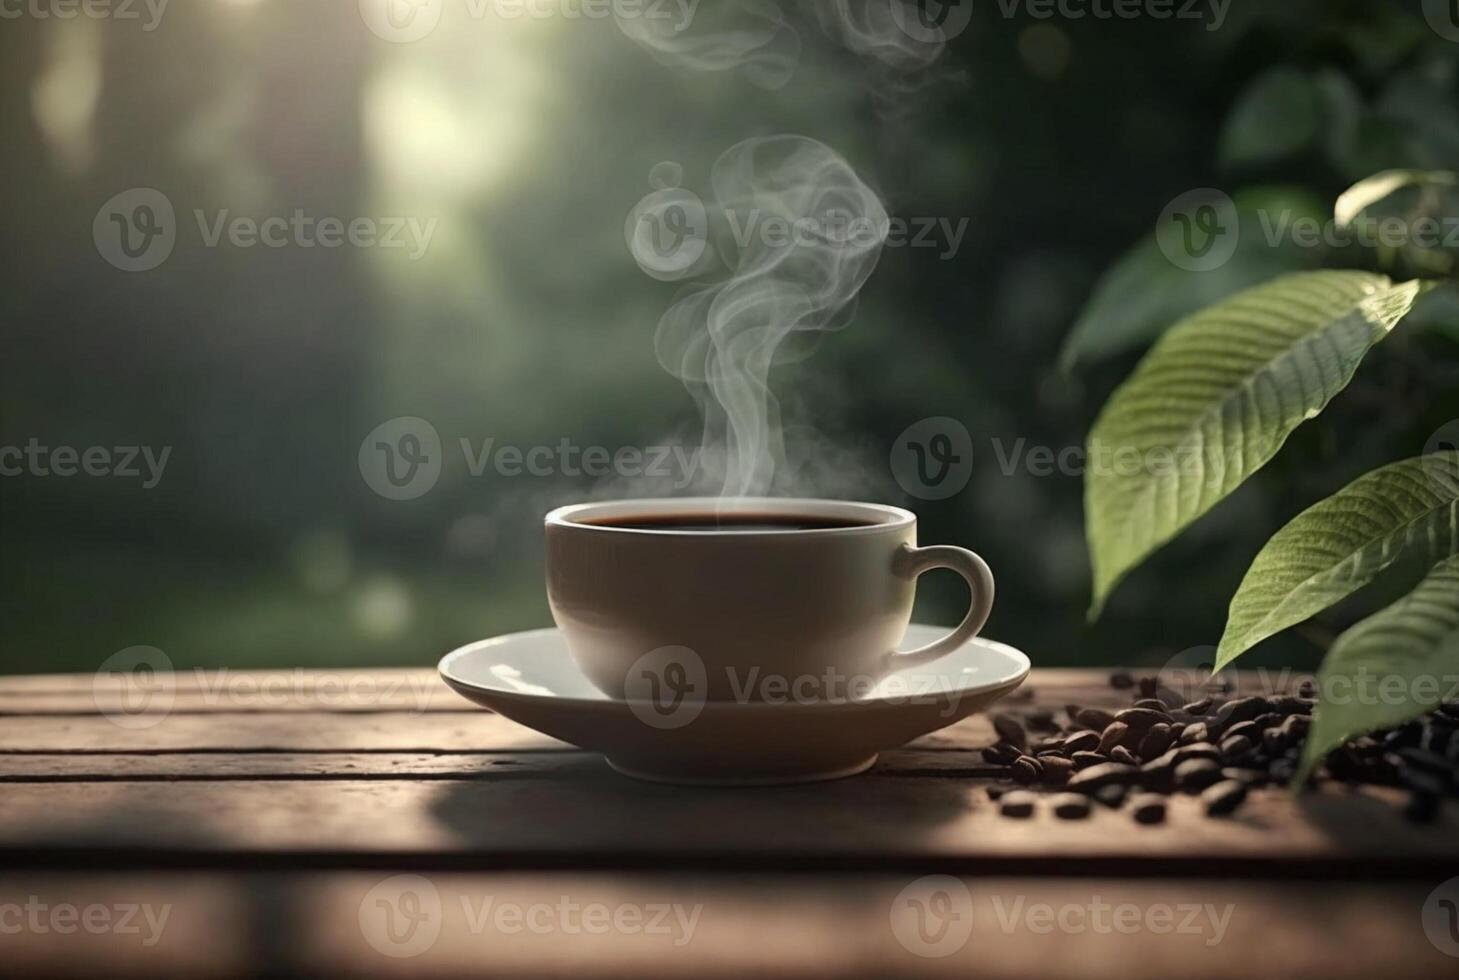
[892,543,995,668]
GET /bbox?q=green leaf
[1085,271,1426,617]
[1219,68,1322,171]
[1215,453,1459,669]
[1296,554,1459,785]
[1060,187,1327,371]
[1334,170,1456,228]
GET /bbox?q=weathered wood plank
[0,712,996,753]
[0,872,1447,979]
[0,713,570,753]
[0,752,580,781]
[0,672,472,714]
[0,668,455,695]
[0,774,1454,874]
[0,750,1001,782]
[0,668,1127,711]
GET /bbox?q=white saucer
[439,625,1030,785]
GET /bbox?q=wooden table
[2,667,1457,978]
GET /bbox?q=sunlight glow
[31,21,101,175]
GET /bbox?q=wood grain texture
[0,668,1453,876]
[0,765,1455,875]
[1,665,1454,979]
[0,872,1450,980]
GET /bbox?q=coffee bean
[983,742,1020,765]
[1032,737,1067,755]
[1279,714,1310,737]
[1179,723,1209,746]
[1216,696,1266,727]
[1269,759,1295,784]
[1202,779,1248,816]
[1098,722,1132,754]
[1062,731,1101,754]
[1155,686,1185,709]
[1040,756,1075,784]
[1067,762,1141,792]
[1000,790,1036,818]
[1027,709,1057,731]
[1298,679,1316,698]
[1071,751,1107,770]
[1262,729,1288,754]
[1253,712,1282,731]
[1109,671,1135,690]
[1222,721,1260,743]
[1115,707,1174,733]
[1066,704,1085,725]
[1269,696,1313,716]
[1398,767,1445,797]
[1133,698,1168,712]
[1420,724,1451,756]
[1139,748,1181,792]
[986,785,1007,800]
[1182,698,1213,715]
[1131,794,1167,824]
[1110,745,1138,766]
[1094,784,1128,808]
[1221,766,1267,786]
[1175,758,1222,791]
[1396,747,1451,779]
[992,714,1027,751]
[1220,734,1254,761]
[1012,757,1041,784]
[1075,707,1117,731]
[1138,677,1157,699]
[1174,742,1220,763]
[1052,793,1092,819]
[1137,724,1174,761]
[1168,722,1186,742]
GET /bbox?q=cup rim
[545,497,914,537]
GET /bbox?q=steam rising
[812,0,945,70]
[613,0,800,90]
[616,1,949,88]
[640,136,889,498]
[619,2,958,499]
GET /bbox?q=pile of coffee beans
[980,672,1459,824]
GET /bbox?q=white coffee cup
[545,498,995,703]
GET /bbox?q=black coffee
[589,513,876,532]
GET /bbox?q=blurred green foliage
[1,1,1456,675]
